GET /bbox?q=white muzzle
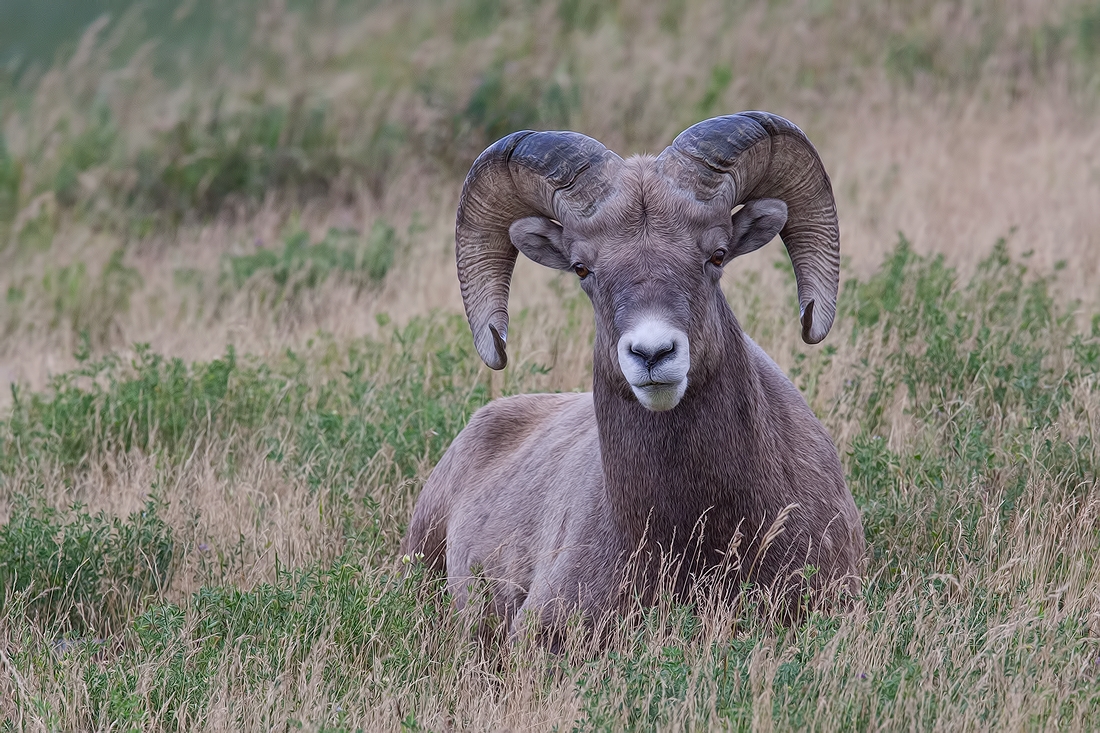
[616,318,690,412]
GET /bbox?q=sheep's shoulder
[431,392,610,619]
[443,391,603,528]
[404,392,602,573]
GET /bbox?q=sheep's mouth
[615,318,691,411]
[629,378,688,412]
[630,373,685,390]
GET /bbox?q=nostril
[630,342,675,370]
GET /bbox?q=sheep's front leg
[507,553,617,650]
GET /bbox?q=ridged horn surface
[456,131,621,368]
[658,112,840,344]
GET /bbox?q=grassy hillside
[1,1,1099,729]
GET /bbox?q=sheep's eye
[573,263,591,280]
[709,249,727,267]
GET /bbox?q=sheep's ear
[728,198,788,259]
[509,216,570,271]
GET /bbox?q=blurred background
[1,0,1099,395]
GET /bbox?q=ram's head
[456,113,840,411]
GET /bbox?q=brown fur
[403,156,864,637]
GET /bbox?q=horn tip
[475,323,508,370]
[800,299,836,344]
[800,299,821,344]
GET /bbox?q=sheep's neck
[592,311,780,574]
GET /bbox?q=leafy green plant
[129,101,343,223]
[457,61,580,153]
[362,121,406,200]
[0,132,21,229]
[884,34,938,84]
[839,236,1099,577]
[221,223,397,299]
[0,497,174,636]
[51,106,116,208]
[697,64,733,118]
[557,0,609,33]
[63,557,449,730]
[38,248,142,348]
[842,236,1096,433]
[1,345,286,474]
[0,313,488,489]
[453,0,505,41]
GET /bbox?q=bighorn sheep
[403,112,864,637]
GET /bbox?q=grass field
[1,1,1099,730]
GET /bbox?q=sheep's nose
[630,341,675,370]
[617,318,690,392]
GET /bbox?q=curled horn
[658,112,840,344]
[456,131,621,369]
